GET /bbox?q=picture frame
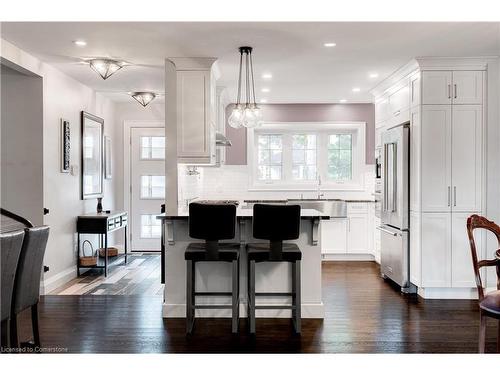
[81,111,104,200]
[104,136,112,179]
[60,119,70,173]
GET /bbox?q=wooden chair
[466,214,500,353]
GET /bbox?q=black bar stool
[247,204,302,334]
[185,202,240,334]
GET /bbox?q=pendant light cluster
[228,46,263,129]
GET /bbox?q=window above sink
[247,122,366,192]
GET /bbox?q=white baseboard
[321,253,375,261]
[162,302,325,319]
[418,287,480,300]
[41,266,77,294]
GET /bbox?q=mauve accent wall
[225,103,375,165]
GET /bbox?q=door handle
[447,186,451,207]
[448,84,451,99]
[453,186,457,207]
[454,84,457,99]
[377,226,399,236]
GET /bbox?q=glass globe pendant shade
[242,106,259,128]
[228,105,244,128]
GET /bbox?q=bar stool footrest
[194,304,235,309]
[254,305,296,310]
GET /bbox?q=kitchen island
[157,208,328,319]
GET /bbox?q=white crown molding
[165,57,217,71]
[370,59,419,98]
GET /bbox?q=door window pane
[141,136,165,159]
[141,175,165,199]
[292,134,317,180]
[257,134,282,180]
[141,214,161,238]
[328,134,352,180]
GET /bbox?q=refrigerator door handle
[377,226,399,237]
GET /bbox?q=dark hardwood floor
[13,262,499,353]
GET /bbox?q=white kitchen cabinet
[451,71,483,105]
[177,70,216,165]
[422,71,452,105]
[373,216,381,264]
[421,212,452,287]
[347,213,369,254]
[422,70,483,105]
[409,106,421,212]
[321,218,347,254]
[375,96,390,125]
[421,105,452,212]
[409,211,421,286]
[410,72,421,107]
[389,85,410,117]
[451,105,482,212]
[451,212,482,287]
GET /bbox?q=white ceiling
[2,22,499,103]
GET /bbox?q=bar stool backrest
[253,204,301,259]
[12,226,50,315]
[189,202,237,259]
[0,230,24,322]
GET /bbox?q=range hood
[216,132,232,147]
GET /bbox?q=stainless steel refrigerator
[379,122,416,293]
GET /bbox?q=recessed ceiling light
[352,87,361,92]
[262,73,272,79]
[73,40,87,47]
[339,99,347,103]
[323,42,336,47]
[369,73,379,78]
[261,88,270,93]
[260,99,267,103]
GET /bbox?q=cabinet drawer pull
[394,110,401,116]
[447,186,451,207]
[454,84,457,99]
[448,84,451,99]
[453,186,457,207]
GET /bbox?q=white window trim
[247,122,366,191]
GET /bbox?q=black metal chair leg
[1,319,10,348]
[186,260,194,334]
[31,303,41,347]
[294,260,301,334]
[249,260,256,334]
[9,314,19,349]
[232,259,239,333]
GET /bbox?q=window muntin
[140,214,161,238]
[257,134,282,180]
[140,136,165,159]
[327,134,352,180]
[140,175,165,199]
[292,134,317,180]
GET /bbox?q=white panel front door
[130,127,165,251]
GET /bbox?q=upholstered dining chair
[466,214,500,353]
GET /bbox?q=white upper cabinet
[421,105,452,212]
[410,73,421,107]
[375,96,390,125]
[176,70,216,165]
[409,107,421,212]
[422,71,452,105]
[451,105,482,212]
[451,71,483,105]
[422,70,483,105]
[388,85,410,116]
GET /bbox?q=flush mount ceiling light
[129,92,157,107]
[339,99,347,103]
[89,59,125,80]
[228,46,263,129]
[324,42,337,47]
[369,73,379,78]
[262,73,272,79]
[352,87,361,92]
[73,40,87,47]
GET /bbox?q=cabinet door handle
[394,110,401,116]
[454,84,457,99]
[453,186,457,207]
[447,186,451,207]
[448,84,451,99]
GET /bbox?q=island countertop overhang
[157,208,329,220]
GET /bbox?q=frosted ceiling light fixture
[130,92,157,107]
[89,59,125,80]
[228,46,263,129]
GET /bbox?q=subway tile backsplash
[178,164,375,207]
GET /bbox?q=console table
[77,211,128,277]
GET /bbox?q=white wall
[1,64,44,226]
[1,39,120,293]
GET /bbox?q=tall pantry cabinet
[373,59,489,299]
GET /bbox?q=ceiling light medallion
[228,46,263,129]
[130,92,157,107]
[89,59,125,80]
